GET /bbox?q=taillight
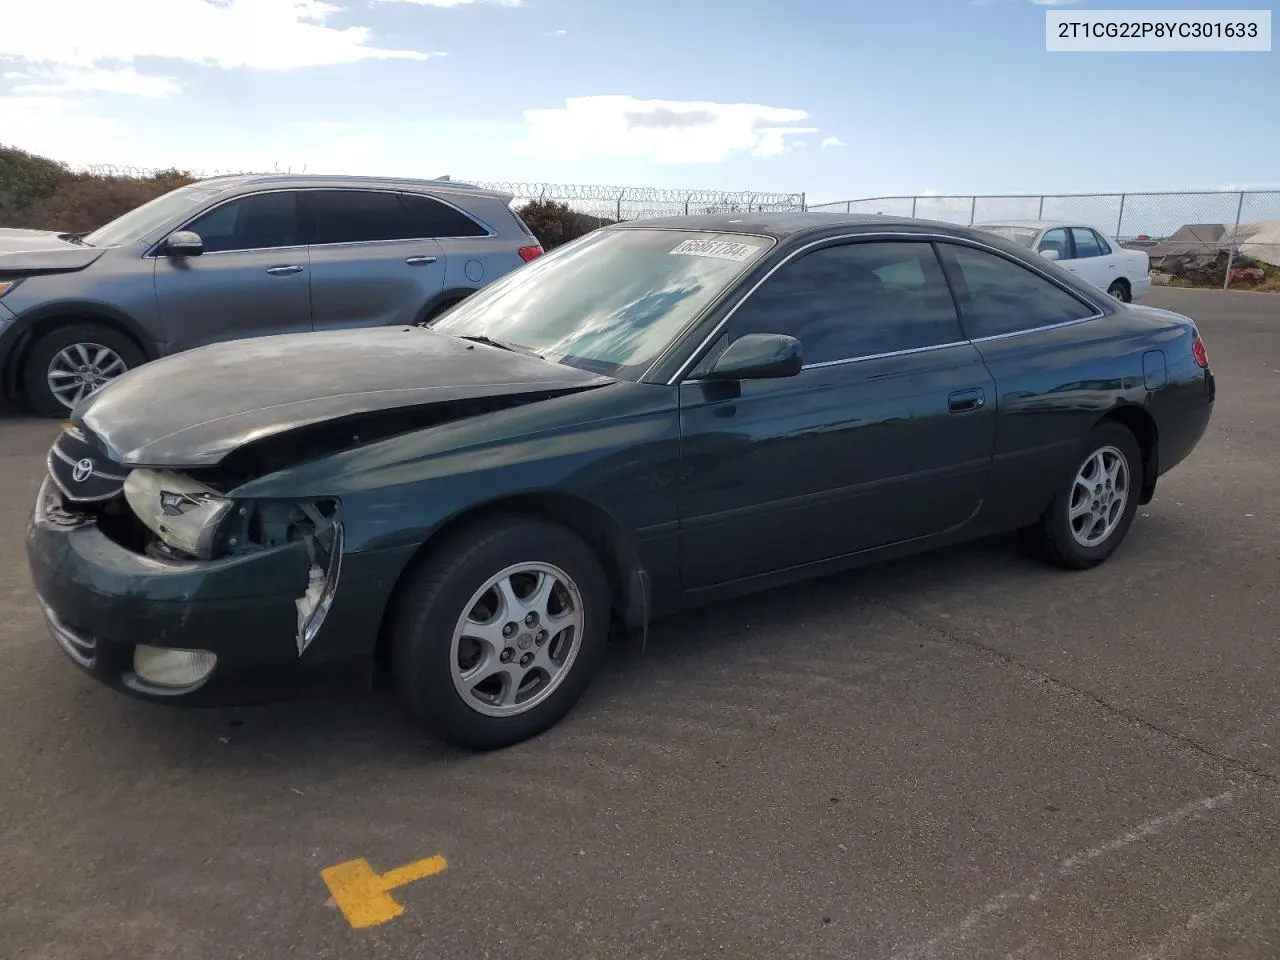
[518,245,544,263]
[1192,333,1209,369]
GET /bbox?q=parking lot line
[321,854,449,929]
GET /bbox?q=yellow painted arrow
[322,854,449,929]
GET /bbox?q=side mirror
[705,333,803,381]
[165,230,204,257]
[1039,247,1060,261]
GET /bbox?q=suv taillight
[518,245,544,263]
[1192,333,1209,369]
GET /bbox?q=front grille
[38,598,97,668]
[47,428,128,503]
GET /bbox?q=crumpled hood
[76,327,615,466]
[0,230,107,273]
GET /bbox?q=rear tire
[1020,421,1143,570]
[386,516,612,750]
[1107,279,1131,303]
[23,323,145,418]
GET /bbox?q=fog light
[133,645,217,688]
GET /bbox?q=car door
[677,238,997,590]
[936,240,1108,529]
[302,189,447,331]
[1069,226,1110,290]
[153,190,312,351]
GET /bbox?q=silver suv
[0,175,544,416]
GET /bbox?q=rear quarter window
[940,243,1098,340]
[401,193,490,238]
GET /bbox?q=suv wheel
[23,323,145,418]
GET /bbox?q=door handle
[948,387,986,414]
[405,256,439,266]
[265,265,304,276]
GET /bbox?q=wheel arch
[415,287,476,326]
[2,301,155,401]
[373,490,648,664]
[1097,403,1158,504]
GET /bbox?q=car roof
[610,211,991,242]
[192,173,514,203]
[973,219,1092,231]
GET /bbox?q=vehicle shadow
[66,530,1045,778]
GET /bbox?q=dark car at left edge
[25,212,1216,750]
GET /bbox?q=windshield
[430,228,774,379]
[977,225,1040,249]
[83,181,230,247]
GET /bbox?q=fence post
[846,201,852,213]
[1115,193,1126,239]
[1223,191,1246,291]
[800,192,807,213]
[684,193,692,215]
[911,196,918,218]
[616,189,625,221]
[1038,196,1045,218]
[969,196,977,225]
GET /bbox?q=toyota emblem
[71,458,94,483]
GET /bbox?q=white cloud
[2,0,430,92]
[518,96,820,165]
[1028,0,1081,6]
[377,0,521,5]
[820,136,845,152]
[553,29,568,36]
[0,96,128,164]
[294,121,354,134]
[5,64,180,98]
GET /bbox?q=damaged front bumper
[25,478,414,706]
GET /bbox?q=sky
[1,0,1277,206]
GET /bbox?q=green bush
[516,198,615,250]
[0,146,197,234]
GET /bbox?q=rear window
[978,225,1040,249]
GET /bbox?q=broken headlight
[123,469,233,560]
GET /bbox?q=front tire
[23,323,145,418]
[387,516,612,750]
[1020,421,1143,570]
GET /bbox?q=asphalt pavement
[2,287,1279,960]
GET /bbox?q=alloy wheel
[449,561,585,718]
[46,342,128,410]
[1068,444,1130,548]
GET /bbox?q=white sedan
[973,220,1151,302]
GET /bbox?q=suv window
[306,190,418,245]
[185,192,300,253]
[1038,228,1071,259]
[1071,227,1103,258]
[401,193,489,238]
[940,244,1097,339]
[730,241,963,365]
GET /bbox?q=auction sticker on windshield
[669,238,762,262]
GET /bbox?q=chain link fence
[808,191,1280,291]
[473,181,805,223]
